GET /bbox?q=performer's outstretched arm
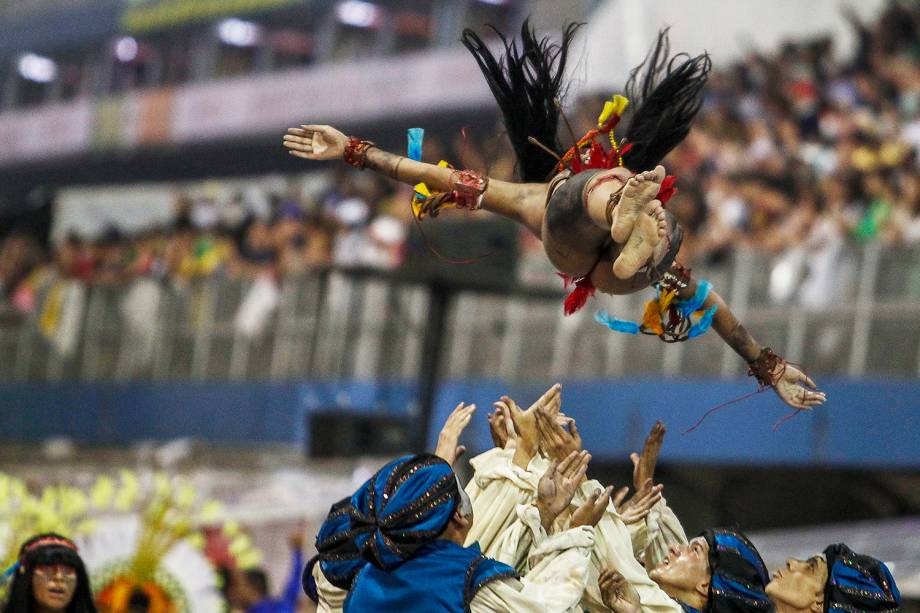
[676,268,826,410]
[283,124,547,236]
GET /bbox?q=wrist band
[344,137,375,170]
[747,347,784,388]
[449,169,488,211]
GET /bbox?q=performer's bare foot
[612,200,666,280]
[610,165,665,243]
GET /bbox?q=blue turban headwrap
[305,452,462,603]
[823,543,901,613]
[304,494,368,599]
[702,528,773,613]
[349,453,461,571]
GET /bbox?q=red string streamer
[681,388,767,435]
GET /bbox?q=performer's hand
[536,450,590,530]
[615,478,663,525]
[535,405,582,463]
[571,485,614,528]
[599,569,642,613]
[630,421,665,491]
[772,363,826,410]
[435,402,476,466]
[283,124,348,161]
[498,384,561,468]
[487,407,509,449]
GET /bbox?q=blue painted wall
[1,378,918,467]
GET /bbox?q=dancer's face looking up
[765,556,827,612]
[31,563,77,611]
[648,537,711,606]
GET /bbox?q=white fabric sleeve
[470,525,596,613]
[311,563,347,613]
[571,479,684,613]
[463,447,541,560]
[641,497,689,569]
[628,515,650,559]
[484,503,548,571]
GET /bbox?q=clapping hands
[536,450,590,530]
[494,384,561,468]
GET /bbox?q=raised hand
[536,450,590,530]
[535,405,582,463]
[630,421,665,491]
[496,383,561,467]
[487,407,510,449]
[571,485,614,528]
[615,478,663,525]
[599,569,642,613]
[772,362,826,410]
[434,402,476,466]
[283,124,349,161]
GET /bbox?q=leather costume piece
[544,169,608,255]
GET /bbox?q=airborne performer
[282,22,825,412]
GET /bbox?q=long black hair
[3,533,97,613]
[620,28,712,172]
[462,22,711,181]
[462,19,582,182]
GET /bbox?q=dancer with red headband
[282,23,825,413]
[2,533,97,613]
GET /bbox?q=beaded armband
[344,137,375,170]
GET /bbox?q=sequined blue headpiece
[702,528,773,613]
[304,495,366,598]
[305,454,461,599]
[823,543,900,613]
[349,453,461,570]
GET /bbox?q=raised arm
[676,268,826,410]
[281,124,535,216]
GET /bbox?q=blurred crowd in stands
[1,4,918,314]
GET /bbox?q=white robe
[476,451,687,613]
[312,447,687,613]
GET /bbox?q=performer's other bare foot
[612,200,665,280]
[610,165,665,243]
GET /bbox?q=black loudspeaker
[309,410,412,458]
[402,217,520,287]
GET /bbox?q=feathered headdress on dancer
[461,21,711,181]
